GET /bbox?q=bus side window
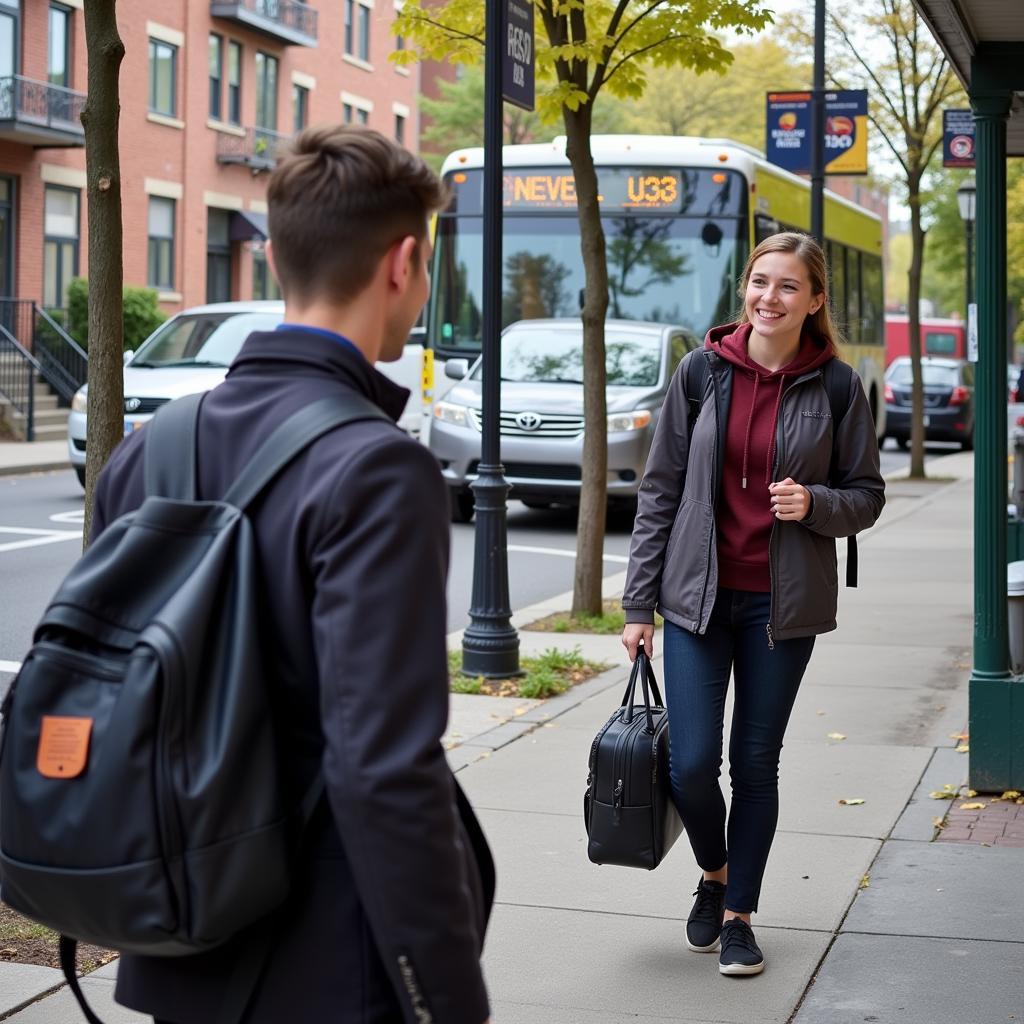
[847,250,862,345]
[830,243,847,338]
[861,253,883,346]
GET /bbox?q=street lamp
[957,175,976,315]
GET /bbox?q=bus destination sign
[503,169,685,212]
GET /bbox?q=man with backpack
[70,126,491,1023]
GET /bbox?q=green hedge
[66,277,168,353]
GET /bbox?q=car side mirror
[445,358,470,380]
[122,350,134,366]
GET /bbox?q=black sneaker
[718,918,765,976]
[685,877,726,952]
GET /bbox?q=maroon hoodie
[704,321,834,592]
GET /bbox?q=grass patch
[522,599,663,635]
[449,646,610,699]
[0,905,115,972]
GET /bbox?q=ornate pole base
[461,465,520,678]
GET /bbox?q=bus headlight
[607,409,652,433]
[71,386,88,413]
[434,400,472,428]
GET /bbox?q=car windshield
[131,311,282,367]
[476,329,662,387]
[889,363,959,387]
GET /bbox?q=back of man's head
[268,125,448,306]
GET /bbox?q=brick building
[0,0,420,316]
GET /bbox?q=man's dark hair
[267,125,449,304]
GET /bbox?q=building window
[356,107,369,126]
[357,3,370,60]
[206,208,233,304]
[48,4,71,88]
[252,248,280,300]
[0,5,18,81]
[395,32,404,52]
[147,197,175,291]
[208,33,223,120]
[395,113,405,145]
[227,40,241,125]
[342,102,353,124]
[255,51,278,131]
[43,186,79,309]
[344,0,353,54]
[292,84,308,132]
[148,38,177,117]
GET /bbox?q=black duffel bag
[583,648,683,870]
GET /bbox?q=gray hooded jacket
[622,347,886,641]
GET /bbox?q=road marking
[50,510,85,525]
[0,528,82,554]
[508,544,629,564]
[0,661,20,674]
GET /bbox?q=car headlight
[607,409,652,433]
[71,387,88,413]
[434,400,473,428]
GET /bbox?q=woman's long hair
[736,232,842,356]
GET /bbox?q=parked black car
[884,356,974,450]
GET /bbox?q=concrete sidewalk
[0,440,70,477]
[3,451,1022,1022]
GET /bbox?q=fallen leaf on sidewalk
[958,802,987,810]
[838,798,865,805]
[999,790,1021,801]
[815,710,826,716]
[929,785,959,800]
[859,874,870,889]
[949,732,969,741]
[967,789,978,797]
[932,817,946,829]
[826,732,847,741]
[955,744,970,753]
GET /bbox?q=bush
[65,277,168,353]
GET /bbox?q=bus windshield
[429,166,747,355]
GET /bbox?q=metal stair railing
[0,323,39,441]
[0,299,88,405]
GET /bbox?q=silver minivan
[429,319,698,520]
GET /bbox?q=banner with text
[765,90,869,175]
[943,109,976,168]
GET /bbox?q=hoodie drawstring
[740,374,759,490]
[765,377,786,485]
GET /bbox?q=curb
[0,462,71,479]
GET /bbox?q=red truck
[885,314,967,366]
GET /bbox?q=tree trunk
[81,0,125,546]
[907,173,927,480]
[564,105,609,617]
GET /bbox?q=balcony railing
[210,0,318,46]
[217,126,291,171]
[0,76,86,146]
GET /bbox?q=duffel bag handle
[620,646,664,732]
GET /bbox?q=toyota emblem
[515,411,542,431]
[124,397,142,413]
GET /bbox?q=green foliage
[517,668,569,700]
[393,0,772,126]
[447,645,608,697]
[450,675,484,695]
[66,277,167,353]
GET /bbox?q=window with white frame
[147,196,175,290]
[148,37,177,116]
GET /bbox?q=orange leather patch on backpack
[37,716,93,779]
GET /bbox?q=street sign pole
[461,0,521,678]
[810,0,825,243]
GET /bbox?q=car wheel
[898,437,910,451]
[450,490,475,523]
[73,464,86,488]
[961,431,974,452]
[521,499,554,510]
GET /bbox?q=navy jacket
[92,329,493,1024]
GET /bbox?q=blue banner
[765,90,869,175]
[943,109,975,168]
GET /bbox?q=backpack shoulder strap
[224,392,389,511]
[144,390,205,499]
[822,358,858,589]
[685,350,710,433]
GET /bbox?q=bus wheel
[450,490,475,523]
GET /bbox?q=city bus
[426,135,887,439]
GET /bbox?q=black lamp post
[957,175,976,314]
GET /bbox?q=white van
[66,301,426,486]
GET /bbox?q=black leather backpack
[0,390,387,1022]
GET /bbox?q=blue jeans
[663,588,815,914]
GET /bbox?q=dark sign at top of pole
[943,109,975,168]
[503,0,535,111]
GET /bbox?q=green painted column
[968,85,1019,790]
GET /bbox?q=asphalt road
[0,440,954,673]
